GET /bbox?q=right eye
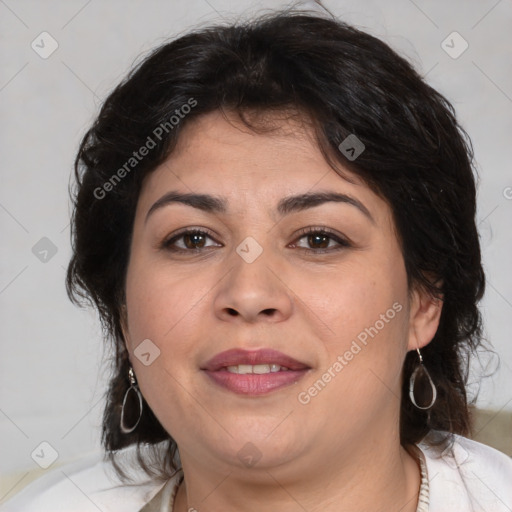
[161,229,222,252]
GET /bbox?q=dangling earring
[120,367,143,434]
[409,348,437,410]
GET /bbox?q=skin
[121,109,442,512]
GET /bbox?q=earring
[409,348,437,410]
[120,367,143,434]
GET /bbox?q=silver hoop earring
[120,367,143,434]
[409,348,437,410]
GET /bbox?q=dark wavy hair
[66,6,486,482]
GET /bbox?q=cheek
[298,248,410,406]
[123,261,207,431]
[124,258,204,348]
[299,255,407,341]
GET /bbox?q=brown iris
[308,233,330,249]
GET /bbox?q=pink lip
[201,348,311,396]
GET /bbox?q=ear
[407,282,443,352]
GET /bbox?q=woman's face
[122,110,440,477]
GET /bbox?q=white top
[1,433,511,512]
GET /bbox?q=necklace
[414,446,430,512]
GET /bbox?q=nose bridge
[233,234,272,286]
[213,233,293,323]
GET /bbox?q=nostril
[227,308,238,316]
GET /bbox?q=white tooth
[237,364,253,375]
[253,364,271,374]
[226,364,291,374]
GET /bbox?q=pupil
[309,234,328,248]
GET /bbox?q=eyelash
[160,226,351,255]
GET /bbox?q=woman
[3,6,511,512]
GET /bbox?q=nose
[213,244,293,324]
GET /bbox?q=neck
[173,437,421,512]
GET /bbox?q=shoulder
[0,449,169,512]
[418,431,512,512]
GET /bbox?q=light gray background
[1,0,511,494]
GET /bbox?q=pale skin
[121,109,442,512]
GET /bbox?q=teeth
[225,364,290,374]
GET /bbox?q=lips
[201,348,310,372]
[200,348,311,395]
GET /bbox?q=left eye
[292,229,350,252]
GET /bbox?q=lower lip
[202,369,309,395]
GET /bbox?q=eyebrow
[145,190,374,224]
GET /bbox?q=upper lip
[201,348,311,372]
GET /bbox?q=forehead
[137,109,378,215]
